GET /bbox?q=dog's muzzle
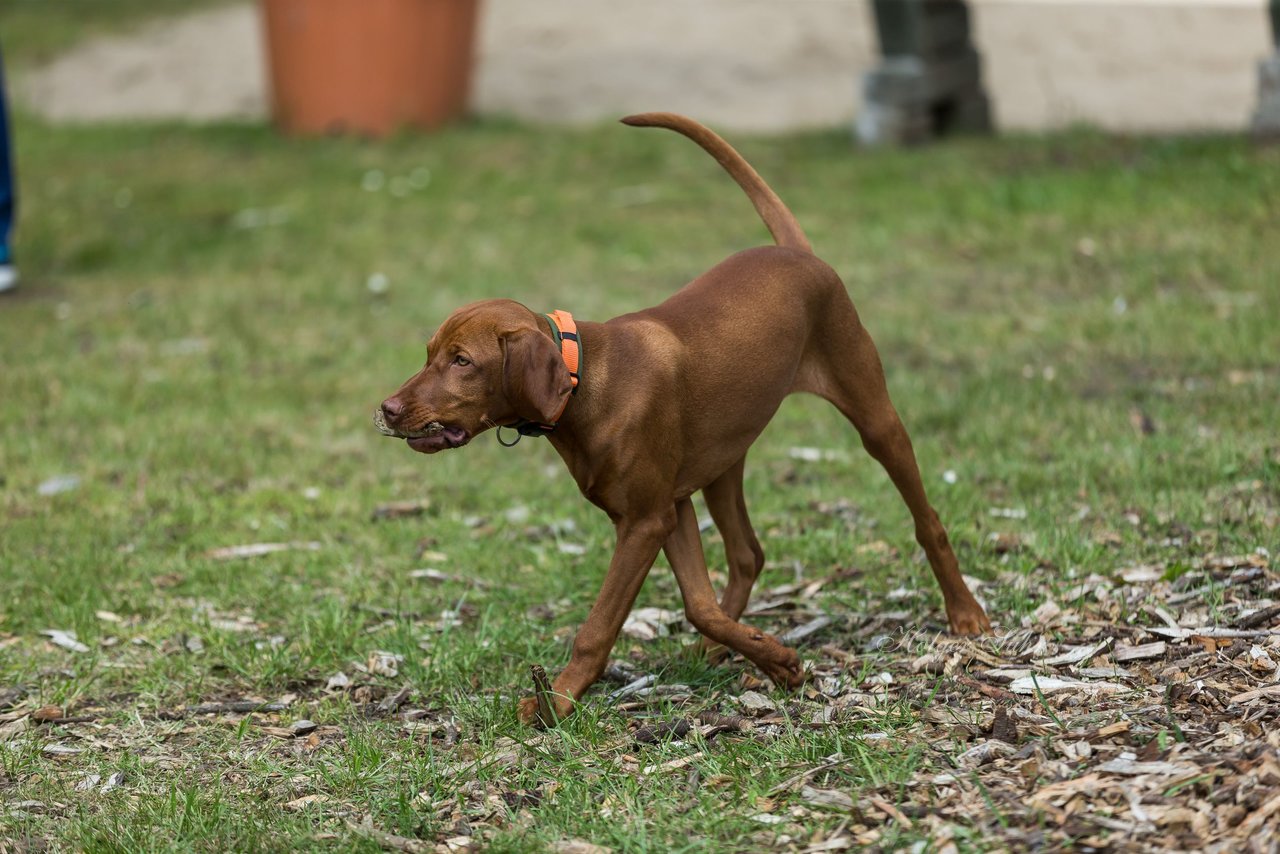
[373,408,444,439]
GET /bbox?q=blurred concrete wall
[19,0,1275,133]
[475,0,1272,132]
[972,0,1272,131]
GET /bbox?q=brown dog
[376,113,991,726]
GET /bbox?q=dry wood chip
[956,740,1018,768]
[1237,790,1280,837]
[549,841,613,854]
[1076,665,1133,680]
[606,674,656,702]
[1228,684,1280,704]
[1028,772,1110,806]
[1147,805,1207,829]
[0,717,31,741]
[100,771,125,793]
[1008,675,1127,695]
[801,785,855,809]
[41,744,83,756]
[911,652,947,674]
[955,674,1018,702]
[1119,565,1165,583]
[376,685,413,715]
[371,499,431,521]
[621,607,682,640]
[366,651,403,678]
[991,707,1019,744]
[203,541,322,560]
[1151,626,1274,641]
[641,752,702,775]
[736,691,777,715]
[1096,758,1199,776]
[39,629,89,653]
[344,819,428,852]
[259,726,297,739]
[1084,721,1131,742]
[1037,638,1113,667]
[1113,641,1167,662]
[1144,603,1183,628]
[283,794,328,811]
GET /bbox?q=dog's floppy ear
[501,328,573,424]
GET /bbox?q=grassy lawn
[3,11,1280,853]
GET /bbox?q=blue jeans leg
[0,48,13,265]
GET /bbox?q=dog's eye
[453,355,471,367]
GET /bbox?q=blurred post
[0,46,14,293]
[1253,0,1280,138]
[856,0,991,146]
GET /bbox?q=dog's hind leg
[703,457,766,622]
[799,300,991,635]
[695,457,767,661]
[665,499,805,688]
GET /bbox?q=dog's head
[376,299,574,454]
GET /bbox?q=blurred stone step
[861,49,983,107]
[855,100,934,146]
[856,89,990,146]
[872,0,973,59]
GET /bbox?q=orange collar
[502,310,581,443]
[545,310,581,422]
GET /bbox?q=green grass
[2,11,1280,851]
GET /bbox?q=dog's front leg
[518,510,675,727]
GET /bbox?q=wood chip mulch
[743,551,1280,852]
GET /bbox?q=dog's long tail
[621,112,812,254]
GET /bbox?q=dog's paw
[763,646,807,691]
[948,606,993,636]
[516,693,575,728]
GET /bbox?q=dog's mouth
[373,409,469,454]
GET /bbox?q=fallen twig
[632,718,692,744]
[186,701,289,715]
[531,664,559,728]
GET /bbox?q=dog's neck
[542,318,619,500]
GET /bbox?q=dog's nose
[381,397,404,419]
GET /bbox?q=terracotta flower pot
[260,0,480,137]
